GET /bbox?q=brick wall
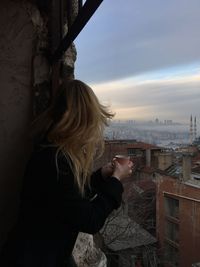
[156,174,200,266]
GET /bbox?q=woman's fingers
[101,162,115,178]
[112,159,134,180]
[128,160,134,168]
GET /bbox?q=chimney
[158,152,173,171]
[190,115,193,144]
[182,154,191,182]
[145,149,151,167]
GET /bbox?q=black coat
[0,140,123,267]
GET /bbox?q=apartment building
[155,152,200,266]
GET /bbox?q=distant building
[155,149,200,266]
[94,139,162,172]
[96,140,200,266]
[190,115,198,144]
[164,120,173,125]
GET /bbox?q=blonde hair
[32,80,114,195]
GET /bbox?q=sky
[74,0,200,127]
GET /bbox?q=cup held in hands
[114,155,130,165]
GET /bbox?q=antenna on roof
[190,115,193,145]
[194,116,197,141]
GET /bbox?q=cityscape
[94,115,200,266]
[1,1,200,267]
[104,117,197,149]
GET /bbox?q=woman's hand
[101,163,114,178]
[112,159,133,181]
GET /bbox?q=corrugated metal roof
[165,164,182,178]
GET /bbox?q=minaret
[194,116,197,141]
[190,115,193,144]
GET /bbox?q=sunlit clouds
[91,65,200,123]
[75,0,200,125]
[75,0,200,83]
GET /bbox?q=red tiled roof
[141,166,155,173]
[105,140,161,150]
[128,142,161,150]
[137,179,156,191]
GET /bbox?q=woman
[1,80,133,267]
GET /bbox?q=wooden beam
[49,0,62,98]
[78,0,83,11]
[51,0,104,64]
[50,0,62,53]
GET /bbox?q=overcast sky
[74,0,200,128]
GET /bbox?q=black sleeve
[90,168,123,206]
[90,168,103,192]
[56,156,123,234]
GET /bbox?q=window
[164,196,180,266]
[127,148,136,156]
[165,196,179,219]
[127,148,142,156]
[165,221,179,243]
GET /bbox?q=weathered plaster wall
[0,0,80,248]
[0,1,106,265]
[0,0,35,248]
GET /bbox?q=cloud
[75,0,200,83]
[91,67,200,123]
[74,0,200,131]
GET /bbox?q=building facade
[156,162,200,266]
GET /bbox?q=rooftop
[100,211,156,252]
[165,164,182,178]
[105,140,161,150]
[192,165,200,174]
